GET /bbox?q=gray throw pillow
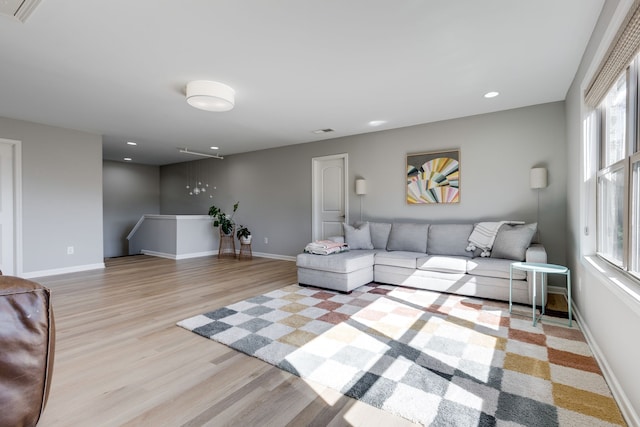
[369,222,392,249]
[386,223,429,253]
[343,222,374,250]
[427,224,473,257]
[490,223,537,261]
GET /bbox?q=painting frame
[406,149,460,205]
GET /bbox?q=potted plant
[236,225,252,244]
[208,202,239,236]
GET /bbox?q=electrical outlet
[264,237,268,244]
[67,246,74,255]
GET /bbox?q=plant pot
[220,227,234,237]
[240,236,252,244]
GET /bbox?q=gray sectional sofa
[296,221,547,305]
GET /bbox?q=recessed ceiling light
[210,146,219,150]
[124,157,132,161]
[484,91,499,98]
[126,141,137,146]
[368,120,386,127]
[312,128,335,134]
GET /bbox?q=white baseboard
[140,249,295,262]
[573,304,639,426]
[175,251,217,260]
[140,250,176,259]
[252,251,296,262]
[141,250,218,260]
[547,285,566,295]
[21,262,105,279]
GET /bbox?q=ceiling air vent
[0,0,42,23]
[312,128,335,134]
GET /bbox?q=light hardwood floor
[35,255,418,427]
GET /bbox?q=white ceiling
[0,0,604,165]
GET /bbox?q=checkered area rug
[178,284,625,426]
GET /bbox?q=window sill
[582,255,640,311]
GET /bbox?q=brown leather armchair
[0,276,55,427]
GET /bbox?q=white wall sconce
[356,178,367,221]
[530,167,548,241]
[530,167,548,189]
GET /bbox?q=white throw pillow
[343,222,374,250]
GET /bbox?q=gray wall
[566,0,640,421]
[0,116,103,274]
[160,101,567,268]
[103,160,160,257]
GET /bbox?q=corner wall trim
[21,263,106,279]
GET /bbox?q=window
[597,164,625,266]
[590,1,640,281]
[596,60,640,276]
[602,74,627,168]
[630,154,640,273]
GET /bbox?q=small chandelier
[186,181,211,196]
[185,162,215,197]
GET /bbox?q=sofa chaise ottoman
[297,221,547,305]
[297,250,376,293]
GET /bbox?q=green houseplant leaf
[236,225,251,239]
[208,202,239,235]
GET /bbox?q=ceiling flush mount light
[126,141,137,146]
[210,146,219,150]
[186,80,235,112]
[484,91,499,98]
[124,157,132,161]
[368,120,386,127]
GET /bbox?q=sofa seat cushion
[375,251,422,269]
[467,258,526,280]
[296,250,375,274]
[417,255,468,274]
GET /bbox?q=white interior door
[0,141,15,275]
[312,154,348,241]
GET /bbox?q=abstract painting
[407,150,460,204]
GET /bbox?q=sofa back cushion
[369,222,392,249]
[490,223,537,261]
[427,224,473,257]
[343,222,374,250]
[386,223,429,253]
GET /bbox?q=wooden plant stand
[218,229,236,258]
[239,242,252,260]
